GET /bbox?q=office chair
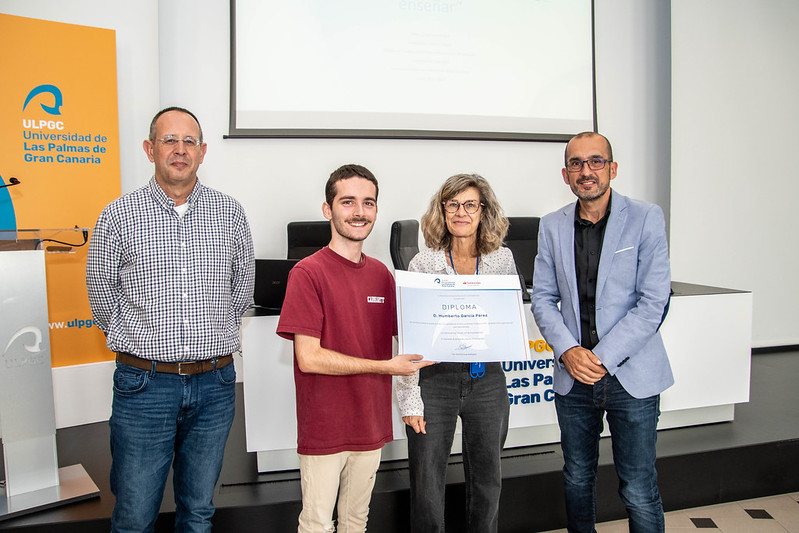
[286,221,331,260]
[504,216,540,289]
[389,219,420,271]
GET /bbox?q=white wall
[671,0,799,347]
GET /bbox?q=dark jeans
[406,362,510,533]
[109,361,236,533]
[555,375,664,533]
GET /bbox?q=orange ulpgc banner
[0,14,121,367]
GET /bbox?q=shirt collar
[574,193,612,227]
[147,176,203,210]
[480,248,499,268]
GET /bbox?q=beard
[572,176,610,202]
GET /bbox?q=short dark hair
[325,164,379,205]
[148,106,204,143]
[564,131,613,165]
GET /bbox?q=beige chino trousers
[298,449,382,533]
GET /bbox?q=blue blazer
[531,190,673,399]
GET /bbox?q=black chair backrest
[287,221,331,260]
[505,216,541,289]
[389,219,420,271]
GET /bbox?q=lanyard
[448,249,479,274]
[448,250,484,378]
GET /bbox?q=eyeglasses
[566,157,612,172]
[442,200,483,214]
[156,135,203,148]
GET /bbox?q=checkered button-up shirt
[86,177,255,362]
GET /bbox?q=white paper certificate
[395,271,531,363]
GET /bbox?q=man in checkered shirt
[86,107,255,532]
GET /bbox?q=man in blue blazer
[531,132,672,533]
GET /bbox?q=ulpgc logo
[23,84,62,114]
[3,326,47,368]
[22,84,64,130]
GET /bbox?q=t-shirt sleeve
[276,265,324,341]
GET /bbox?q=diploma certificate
[396,271,531,362]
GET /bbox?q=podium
[0,229,99,520]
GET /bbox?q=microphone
[1,177,20,189]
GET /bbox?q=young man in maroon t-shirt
[277,164,433,533]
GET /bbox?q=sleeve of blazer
[530,214,579,367]
[592,203,671,371]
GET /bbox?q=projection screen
[230,0,596,140]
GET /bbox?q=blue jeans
[406,362,509,533]
[555,375,664,533]
[109,360,236,533]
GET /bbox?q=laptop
[251,259,299,314]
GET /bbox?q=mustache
[346,217,371,224]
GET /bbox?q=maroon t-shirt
[277,247,397,455]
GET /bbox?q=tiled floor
[539,492,799,532]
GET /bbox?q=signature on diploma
[457,343,473,350]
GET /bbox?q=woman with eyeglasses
[396,173,517,533]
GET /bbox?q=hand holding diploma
[388,353,435,375]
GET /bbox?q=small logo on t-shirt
[367,296,385,303]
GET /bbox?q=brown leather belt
[116,352,233,375]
